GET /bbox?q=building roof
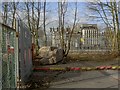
[80,24,97,27]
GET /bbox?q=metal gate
[0,23,17,89]
[0,20,33,89]
[18,20,32,84]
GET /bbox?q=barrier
[33,66,120,72]
[0,20,33,89]
[18,20,32,84]
[0,23,17,89]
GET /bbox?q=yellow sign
[80,38,84,42]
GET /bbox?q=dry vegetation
[67,51,119,61]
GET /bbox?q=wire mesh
[18,20,32,84]
[1,24,16,89]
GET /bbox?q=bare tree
[25,2,32,31]
[58,1,77,57]
[88,1,120,53]
[2,2,8,24]
[43,1,47,46]
[65,2,77,57]
[25,2,42,54]
[11,2,19,28]
[58,1,68,50]
[2,2,20,28]
[118,1,120,54]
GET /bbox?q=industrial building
[50,24,100,51]
[79,24,100,50]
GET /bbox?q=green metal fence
[0,24,2,90]
[0,23,17,89]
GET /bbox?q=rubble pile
[36,46,63,65]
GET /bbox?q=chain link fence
[0,23,16,89]
[18,20,32,85]
[0,20,33,89]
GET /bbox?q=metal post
[0,24,2,90]
[118,1,120,54]
[15,20,19,89]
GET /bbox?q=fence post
[0,23,2,90]
[118,1,120,54]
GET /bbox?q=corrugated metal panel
[18,21,32,83]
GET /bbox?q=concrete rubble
[36,46,63,65]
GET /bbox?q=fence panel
[0,23,16,89]
[18,20,32,84]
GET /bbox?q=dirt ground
[24,54,120,89]
[67,52,119,61]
